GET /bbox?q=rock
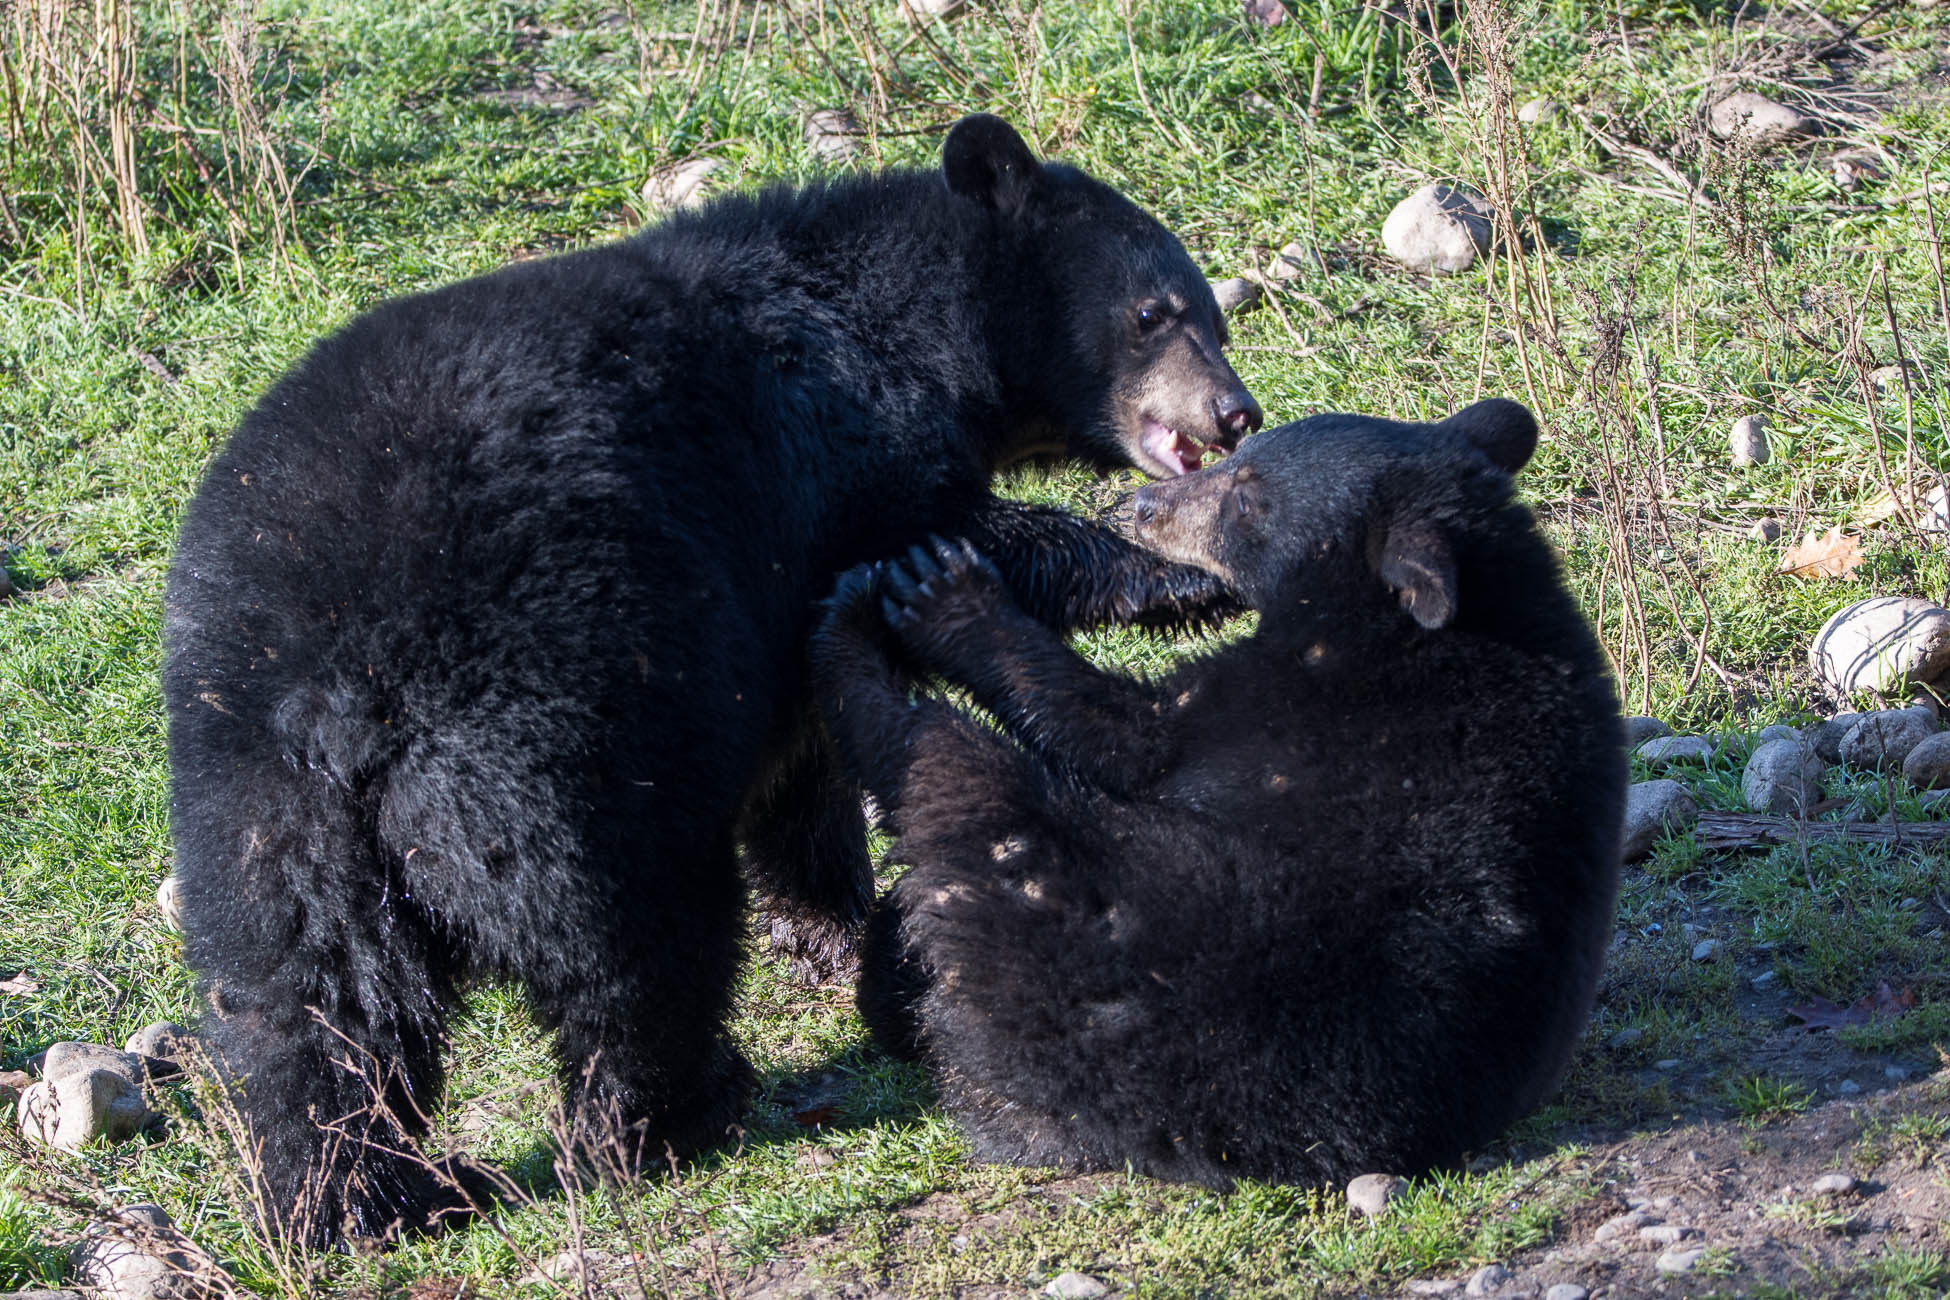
[1708,91,1813,145]
[41,1042,143,1086]
[18,1070,157,1151]
[1464,1263,1513,1295]
[1869,361,1920,394]
[1346,1172,1407,1217]
[1242,0,1290,25]
[1755,723,1801,745]
[1751,970,1777,989]
[1516,97,1560,125]
[1655,1058,1681,1070]
[1831,154,1883,189]
[1043,1273,1109,1299]
[1210,277,1262,316]
[1656,1247,1707,1275]
[1923,788,1950,814]
[1811,1172,1857,1196]
[1593,1210,1652,1242]
[901,0,967,17]
[1741,738,1826,815]
[1640,1224,1696,1244]
[0,1069,30,1107]
[1921,483,1950,543]
[1635,734,1714,766]
[1607,1027,1642,1049]
[642,157,725,212]
[154,875,182,932]
[1690,938,1723,963]
[1885,1064,1909,1081]
[803,108,863,163]
[1811,598,1950,698]
[1901,731,1950,788]
[1750,517,1783,543]
[1623,715,1671,747]
[1810,712,1861,764]
[1730,413,1771,467]
[1621,780,1698,861]
[123,1024,194,1064]
[0,1290,85,1299]
[1268,240,1311,280]
[1839,707,1938,772]
[1838,1078,1862,1095]
[1405,1283,1461,1297]
[1381,185,1494,275]
[69,1205,214,1300]
[1544,1286,1588,1300]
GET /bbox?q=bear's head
[940,114,1262,480]
[1130,397,1539,625]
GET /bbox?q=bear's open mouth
[1137,415,1223,478]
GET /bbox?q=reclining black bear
[812,398,1625,1187]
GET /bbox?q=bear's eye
[1136,302,1169,333]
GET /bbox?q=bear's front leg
[878,537,1178,797]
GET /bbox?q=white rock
[42,1042,144,1085]
[1382,185,1494,275]
[1516,98,1559,125]
[1708,92,1813,145]
[900,0,967,17]
[1347,1172,1407,1217]
[70,1205,214,1300]
[1730,414,1771,467]
[1405,1283,1461,1297]
[18,1071,156,1151]
[1593,1209,1651,1242]
[641,157,725,212]
[1741,738,1826,815]
[1544,1286,1588,1300]
[1268,240,1311,280]
[1691,938,1723,963]
[1752,970,1778,989]
[123,1023,195,1063]
[1811,597,1950,697]
[1621,780,1698,861]
[1043,1273,1109,1299]
[1811,1172,1856,1196]
[154,875,182,932]
[803,108,863,162]
[1656,1247,1707,1274]
[1465,1263,1514,1295]
[1211,277,1262,315]
[1635,734,1715,766]
[1839,707,1938,772]
[1901,730,1950,788]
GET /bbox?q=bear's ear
[942,114,1043,214]
[1441,397,1537,474]
[1377,519,1458,630]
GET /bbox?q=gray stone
[122,1024,194,1064]
[1811,598,1950,698]
[1810,712,1861,764]
[1640,1224,1696,1244]
[1043,1274,1109,1299]
[1210,277,1262,316]
[1923,789,1950,814]
[1838,1078,1862,1095]
[1870,361,1921,394]
[1606,1027,1642,1049]
[1593,1209,1652,1242]
[1621,780,1698,861]
[1691,938,1723,963]
[1268,240,1311,280]
[1885,1064,1910,1082]
[0,1290,86,1299]
[1750,517,1783,543]
[41,1043,143,1086]
[1708,91,1814,145]
[69,1205,214,1300]
[642,157,725,212]
[1901,731,1950,788]
[803,108,863,162]
[901,0,967,17]
[1755,723,1801,745]
[1405,1283,1461,1297]
[1635,734,1715,766]
[18,1071,157,1151]
[1656,1247,1707,1275]
[1382,185,1494,275]
[1839,707,1938,772]
[1751,970,1777,989]
[1544,1286,1588,1300]
[1811,1172,1856,1196]
[1730,413,1771,467]
[1623,715,1670,747]
[1346,1172,1407,1217]
[1741,738,1826,815]
[1465,1263,1514,1296]
[1831,154,1883,190]
[1655,1058,1681,1070]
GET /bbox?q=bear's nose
[1213,391,1263,445]
[1133,493,1157,527]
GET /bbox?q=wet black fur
[814,400,1626,1188]
[162,116,1254,1244]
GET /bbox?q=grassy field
[3,0,1949,1295]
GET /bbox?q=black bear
[813,399,1624,1188]
[162,114,1260,1243]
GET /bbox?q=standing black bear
[814,399,1625,1188]
[162,114,1260,1243]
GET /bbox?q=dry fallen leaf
[0,971,40,996]
[1785,981,1916,1031]
[1778,527,1866,580]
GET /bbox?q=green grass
[5,0,1950,1293]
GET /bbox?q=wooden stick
[1693,810,1950,852]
